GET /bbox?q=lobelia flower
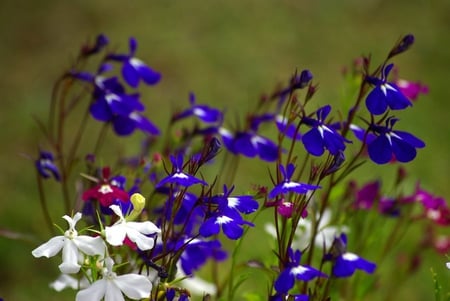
[367,117,425,164]
[395,79,428,102]
[301,105,348,156]
[200,185,258,240]
[365,63,412,115]
[323,233,376,277]
[49,274,89,292]
[32,212,105,274]
[199,206,254,240]
[35,150,61,181]
[81,33,109,57]
[217,126,279,162]
[157,154,207,188]
[82,167,130,208]
[105,204,160,250]
[76,257,152,301]
[172,92,223,124]
[274,249,327,294]
[269,163,321,199]
[270,293,309,301]
[107,37,161,88]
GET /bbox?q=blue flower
[367,117,425,164]
[199,208,253,240]
[269,163,320,199]
[323,233,376,278]
[218,128,278,162]
[107,37,161,88]
[301,105,348,156]
[157,154,207,188]
[274,249,327,294]
[81,33,109,57]
[35,151,60,181]
[365,64,412,115]
[172,92,223,124]
[199,185,257,240]
[177,238,227,275]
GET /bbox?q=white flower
[265,209,348,250]
[32,212,105,274]
[105,205,160,250]
[49,274,89,292]
[76,257,152,301]
[446,262,450,269]
[174,261,216,296]
[296,209,349,249]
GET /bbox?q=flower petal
[114,274,152,299]
[76,279,107,301]
[32,236,65,258]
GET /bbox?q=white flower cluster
[32,200,160,301]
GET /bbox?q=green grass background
[0,0,449,300]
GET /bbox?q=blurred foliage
[0,0,449,300]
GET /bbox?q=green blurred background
[0,0,449,300]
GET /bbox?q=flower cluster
[29,33,449,301]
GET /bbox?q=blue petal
[274,269,295,293]
[112,115,136,136]
[302,128,325,156]
[234,133,257,157]
[368,135,392,164]
[366,87,388,115]
[90,100,112,121]
[394,130,425,148]
[137,65,161,85]
[255,136,278,161]
[131,114,160,135]
[228,195,259,214]
[333,256,357,277]
[391,137,417,163]
[122,61,140,88]
[222,220,244,240]
[323,129,346,155]
[199,217,221,237]
[385,85,412,110]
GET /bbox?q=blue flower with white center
[157,154,207,188]
[35,150,60,181]
[367,117,425,164]
[177,238,227,275]
[212,185,259,215]
[301,105,348,156]
[269,163,320,199]
[270,293,309,301]
[323,233,376,278]
[275,115,302,140]
[172,92,223,124]
[219,128,278,162]
[199,208,253,240]
[365,64,412,115]
[107,37,161,88]
[274,249,327,294]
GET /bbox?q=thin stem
[36,171,55,234]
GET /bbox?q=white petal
[76,279,107,301]
[49,274,79,291]
[74,235,105,256]
[105,224,127,246]
[125,227,154,250]
[109,205,125,220]
[114,274,152,299]
[32,236,65,258]
[127,221,160,235]
[59,240,81,274]
[105,280,126,301]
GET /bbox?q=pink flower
[395,79,428,102]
